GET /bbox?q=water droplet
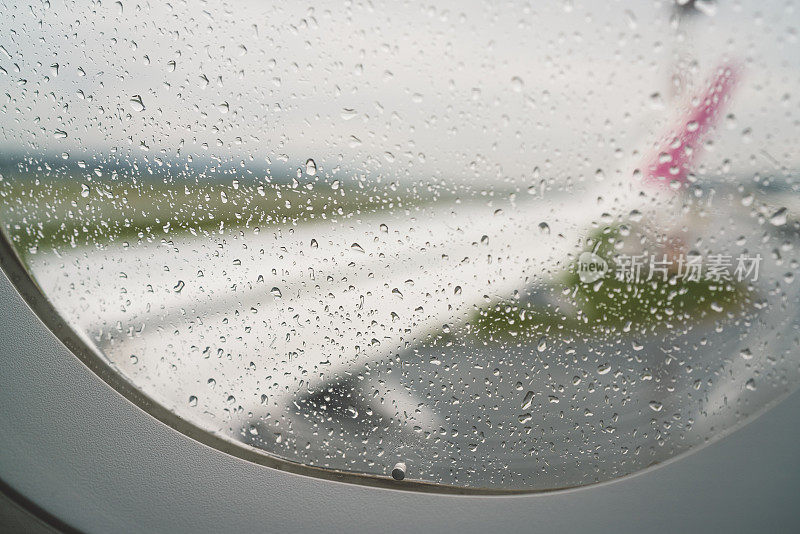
[769,207,787,226]
[538,222,550,235]
[188,395,198,407]
[310,238,318,248]
[173,280,185,293]
[624,9,637,29]
[351,243,364,253]
[649,401,663,412]
[129,95,145,112]
[305,158,317,176]
[649,92,663,110]
[521,390,534,410]
[511,76,524,92]
[270,287,282,298]
[597,363,611,375]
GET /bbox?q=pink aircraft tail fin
[642,62,741,190]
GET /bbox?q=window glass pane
[1,0,799,490]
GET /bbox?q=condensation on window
[1,0,799,491]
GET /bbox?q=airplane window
[1,0,799,491]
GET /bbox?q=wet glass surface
[1,0,800,490]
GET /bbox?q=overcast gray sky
[1,0,798,185]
